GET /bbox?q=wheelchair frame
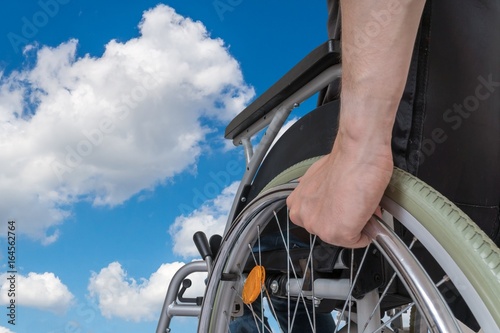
[156,39,500,333]
[157,39,342,332]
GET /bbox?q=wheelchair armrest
[224,39,341,141]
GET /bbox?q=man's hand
[286,0,426,248]
[287,133,393,248]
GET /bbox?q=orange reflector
[242,265,265,304]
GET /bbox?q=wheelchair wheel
[198,163,500,332]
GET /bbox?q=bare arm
[286,0,426,248]
[340,0,426,147]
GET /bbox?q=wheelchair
[156,39,500,332]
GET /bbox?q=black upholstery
[225,40,341,140]
[244,101,340,208]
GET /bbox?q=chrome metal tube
[156,261,207,333]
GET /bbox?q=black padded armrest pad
[224,39,341,140]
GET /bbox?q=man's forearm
[286,1,426,248]
[339,0,426,148]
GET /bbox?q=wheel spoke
[271,209,317,331]
[360,237,418,333]
[373,303,413,333]
[336,246,371,332]
[199,178,497,332]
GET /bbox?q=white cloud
[0,272,74,314]
[88,261,206,322]
[0,327,15,333]
[0,4,254,244]
[170,182,239,258]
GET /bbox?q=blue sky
[0,1,328,332]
